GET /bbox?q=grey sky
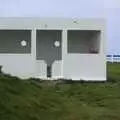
[0,0,120,54]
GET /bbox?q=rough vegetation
[0,63,120,120]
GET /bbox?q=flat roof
[0,17,105,30]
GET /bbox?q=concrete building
[0,18,106,81]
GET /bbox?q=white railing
[107,55,120,63]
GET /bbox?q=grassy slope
[0,63,120,120]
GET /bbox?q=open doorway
[36,30,62,78]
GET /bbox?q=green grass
[0,63,120,120]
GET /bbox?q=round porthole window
[21,40,27,47]
[54,41,60,47]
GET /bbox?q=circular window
[54,41,60,47]
[21,40,27,46]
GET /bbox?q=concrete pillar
[31,28,36,60]
[31,28,36,75]
[62,29,67,77]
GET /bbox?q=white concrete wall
[0,18,105,30]
[63,54,106,80]
[0,54,35,78]
[0,18,106,81]
[0,29,35,78]
[62,22,106,80]
[36,60,46,78]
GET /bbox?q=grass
[0,62,120,120]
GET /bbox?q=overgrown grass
[0,62,120,120]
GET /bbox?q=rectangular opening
[36,30,62,64]
[67,30,101,54]
[36,30,62,78]
[0,30,31,54]
[47,65,52,78]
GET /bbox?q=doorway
[36,30,62,78]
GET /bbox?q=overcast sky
[0,0,120,54]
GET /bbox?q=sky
[0,0,120,54]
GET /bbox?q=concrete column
[61,29,67,77]
[31,28,36,60]
[31,29,36,76]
